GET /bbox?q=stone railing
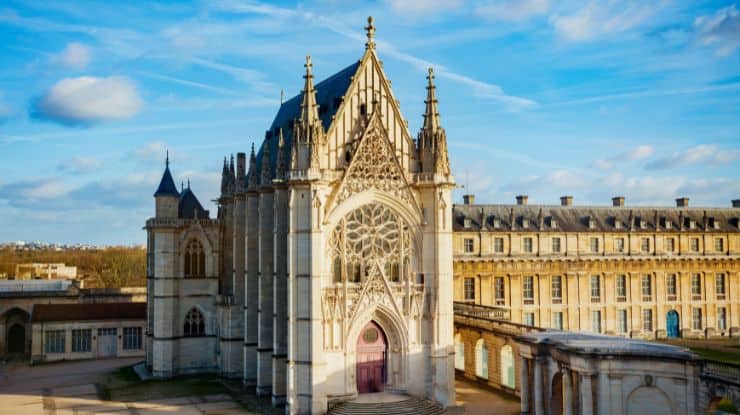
[703,361,740,384]
[145,217,220,227]
[454,301,511,321]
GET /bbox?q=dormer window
[614,219,622,229]
[639,219,647,229]
[463,218,472,229]
[492,217,501,229]
[521,218,529,229]
[664,218,672,230]
[710,217,719,229]
[549,217,557,229]
[587,217,596,229]
[688,219,696,230]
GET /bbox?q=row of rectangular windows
[44,327,142,354]
[462,273,728,303]
[462,236,727,254]
[522,307,728,332]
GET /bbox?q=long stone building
[452,195,740,339]
[145,17,455,414]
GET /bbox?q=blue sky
[0,0,739,245]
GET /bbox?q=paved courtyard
[0,358,255,414]
[0,358,520,414]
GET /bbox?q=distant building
[14,263,77,280]
[0,279,146,357]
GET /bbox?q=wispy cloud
[51,42,91,69]
[550,1,664,42]
[30,76,142,126]
[646,144,740,170]
[475,0,549,22]
[552,82,740,106]
[57,156,102,174]
[384,0,464,14]
[694,4,740,56]
[593,145,654,170]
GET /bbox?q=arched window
[184,308,205,336]
[454,333,465,371]
[328,204,413,285]
[184,239,206,277]
[501,345,515,388]
[475,338,488,379]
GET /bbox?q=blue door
[666,311,679,338]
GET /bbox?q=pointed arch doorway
[356,321,387,393]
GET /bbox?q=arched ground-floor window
[454,333,464,371]
[475,338,488,379]
[184,307,205,336]
[501,345,515,388]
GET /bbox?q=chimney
[612,196,625,207]
[733,199,740,208]
[463,194,475,205]
[560,196,573,206]
[516,195,528,205]
[676,197,689,208]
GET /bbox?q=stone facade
[453,197,740,340]
[145,17,456,415]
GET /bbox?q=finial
[304,55,313,77]
[280,89,284,105]
[427,67,434,81]
[187,178,191,188]
[251,142,255,155]
[166,150,169,167]
[181,181,184,191]
[365,16,376,50]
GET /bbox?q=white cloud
[31,76,142,125]
[475,0,549,22]
[57,156,102,174]
[694,5,740,56]
[550,1,661,42]
[52,42,91,69]
[131,141,171,163]
[592,145,654,170]
[501,169,588,193]
[385,0,464,14]
[646,144,740,170]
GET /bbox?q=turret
[154,152,179,218]
[260,134,272,186]
[417,67,450,176]
[247,143,258,191]
[293,55,324,170]
[220,157,230,197]
[236,152,247,193]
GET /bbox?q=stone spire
[275,128,287,180]
[228,154,236,193]
[294,55,324,170]
[220,157,229,196]
[154,152,179,197]
[417,67,450,176]
[247,143,258,191]
[365,16,376,50]
[298,55,321,134]
[260,137,272,185]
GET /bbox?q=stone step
[328,397,446,415]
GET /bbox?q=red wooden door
[356,321,387,393]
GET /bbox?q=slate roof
[178,187,209,219]
[154,165,179,197]
[453,204,740,233]
[254,61,361,178]
[31,302,146,323]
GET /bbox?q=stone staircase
[328,397,446,415]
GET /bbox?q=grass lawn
[100,365,230,402]
[688,347,740,366]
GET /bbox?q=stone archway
[356,321,387,393]
[550,372,563,415]
[3,307,30,355]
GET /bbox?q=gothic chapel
[145,17,456,414]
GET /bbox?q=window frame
[591,310,601,333]
[691,273,702,300]
[666,274,677,301]
[45,330,65,354]
[522,276,534,304]
[463,238,474,254]
[123,327,143,350]
[714,237,724,252]
[463,277,475,301]
[616,274,627,302]
[551,275,562,304]
[523,237,533,253]
[589,237,599,253]
[551,237,561,253]
[716,273,726,300]
[552,311,563,330]
[590,275,601,302]
[494,277,505,305]
[71,328,91,353]
[642,309,653,332]
[641,274,652,302]
[617,309,628,333]
[494,237,504,253]
[615,237,625,253]
[692,308,702,331]
[641,237,650,253]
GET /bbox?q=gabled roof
[255,60,361,177]
[154,165,179,197]
[179,187,209,219]
[31,302,146,323]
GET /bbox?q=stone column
[580,373,593,415]
[562,369,574,415]
[533,358,545,415]
[520,357,531,415]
